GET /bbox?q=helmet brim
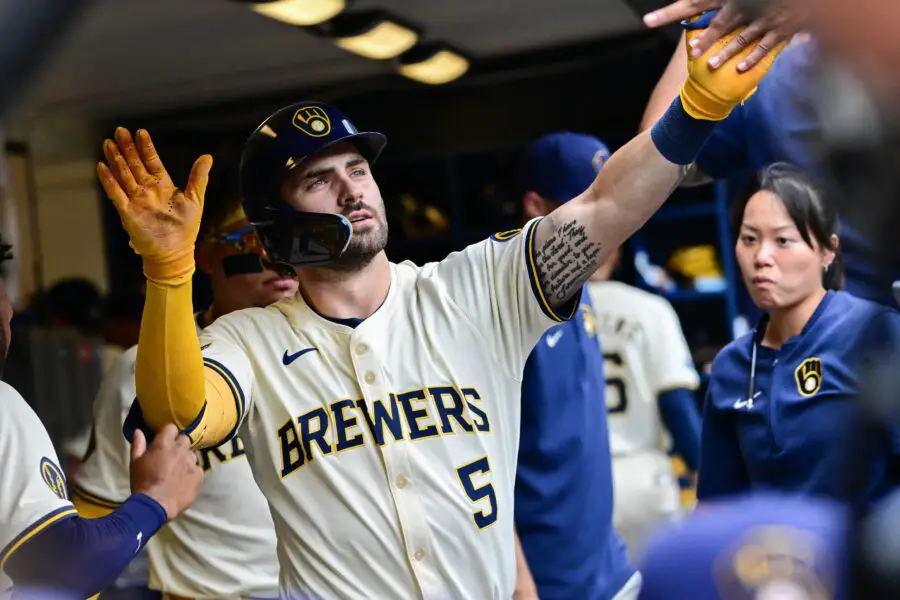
[285,131,387,175]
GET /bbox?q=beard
[327,201,389,271]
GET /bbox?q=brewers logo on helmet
[291,106,332,138]
[239,101,387,268]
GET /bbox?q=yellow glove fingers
[186,155,213,207]
[96,162,130,215]
[114,127,153,184]
[680,17,786,121]
[102,138,140,197]
[135,129,170,181]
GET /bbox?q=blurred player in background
[0,237,203,598]
[73,203,295,600]
[512,132,638,600]
[95,16,783,597]
[699,163,900,505]
[586,247,702,560]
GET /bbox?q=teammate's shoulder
[819,291,895,339]
[830,289,889,317]
[0,380,40,426]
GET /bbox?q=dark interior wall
[95,30,677,304]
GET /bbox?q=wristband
[650,97,717,166]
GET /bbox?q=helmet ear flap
[253,209,353,267]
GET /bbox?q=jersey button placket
[349,333,445,598]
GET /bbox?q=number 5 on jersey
[456,456,497,530]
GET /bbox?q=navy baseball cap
[638,493,850,600]
[522,132,611,203]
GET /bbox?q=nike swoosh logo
[283,348,318,365]
[200,343,211,351]
[733,391,761,410]
[546,329,564,348]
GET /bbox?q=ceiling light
[398,45,470,85]
[247,0,345,27]
[316,11,419,60]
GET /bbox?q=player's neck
[762,288,827,349]
[297,252,391,320]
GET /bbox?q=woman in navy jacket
[698,163,900,507]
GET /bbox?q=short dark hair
[731,162,844,291]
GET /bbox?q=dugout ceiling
[14,0,647,120]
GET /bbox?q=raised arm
[97,129,241,449]
[532,15,785,308]
[639,31,688,133]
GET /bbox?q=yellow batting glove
[97,128,210,286]
[680,12,787,121]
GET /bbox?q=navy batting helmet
[239,101,387,267]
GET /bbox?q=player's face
[736,190,829,312]
[202,221,299,311]
[281,142,388,268]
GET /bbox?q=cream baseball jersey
[75,333,279,598]
[0,381,77,592]
[199,218,565,599]
[586,281,700,455]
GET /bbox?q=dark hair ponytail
[732,162,844,290]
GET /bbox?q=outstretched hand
[97,127,212,284]
[644,0,802,73]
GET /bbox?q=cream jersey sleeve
[427,217,578,379]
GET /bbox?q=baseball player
[0,239,203,598]
[96,17,783,599]
[73,205,295,599]
[586,247,702,560]
[511,131,637,600]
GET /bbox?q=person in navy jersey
[698,163,900,507]
[512,132,640,600]
[641,33,900,309]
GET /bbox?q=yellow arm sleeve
[135,279,238,449]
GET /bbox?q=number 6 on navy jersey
[456,456,497,529]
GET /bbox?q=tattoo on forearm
[535,219,602,305]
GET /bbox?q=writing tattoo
[535,219,601,306]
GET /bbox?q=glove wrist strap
[142,247,196,286]
[651,97,717,166]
